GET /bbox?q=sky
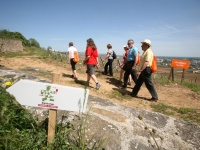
[0,0,200,57]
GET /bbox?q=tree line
[0,29,40,48]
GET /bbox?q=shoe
[146,97,158,102]
[96,82,101,90]
[127,82,131,86]
[102,72,107,75]
[71,74,74,78]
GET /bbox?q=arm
[96,57,100,68]
[132,54,138,70]
[105,52,111,60]
[136,62,148,77]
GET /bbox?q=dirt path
[1,57,200,111]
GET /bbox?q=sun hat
[123,45,129,48]
[141,39,152,47]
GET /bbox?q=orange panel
[171,59,190,69]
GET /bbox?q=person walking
[122,39,138,88]
[119,45,131,85]
[103,44,114,76]
[83,38,101,90]
[67,42,78,79]
[131,39,158,101]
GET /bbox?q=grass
[150,103,200,125]
[154,73,200,94]
[0,85,106,149]
[108,90,131,101]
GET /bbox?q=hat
[123,45,129,49]
[141,39,152,47]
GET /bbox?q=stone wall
[0,38,23,52]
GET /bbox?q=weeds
[0,84,106,149]
[138,115,164,150]
[151,103,200,125]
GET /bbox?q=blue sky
[1,0,200,57]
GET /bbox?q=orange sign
[171,59,190,69]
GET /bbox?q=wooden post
[195,77,197,84]
[100,57,105,67]
[168,67,172,80]
[172,67,174,82]
[181,69,185,83]
[47,73,60,145]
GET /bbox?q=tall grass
[0,84,106,149]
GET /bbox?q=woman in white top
[67,42,78,79]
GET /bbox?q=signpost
[6,74,89,144]
[169,59,190,83]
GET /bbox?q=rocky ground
[1,65,200,150]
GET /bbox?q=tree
[29,38,40,48]
[47,46,52,50]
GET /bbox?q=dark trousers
[132,67,158,99]
[70,58,76,70]
[104,59,113,76]
[123,61,137,86]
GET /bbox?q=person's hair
[69,42,73,46]
[127,39,134,44]
[87,38,97,50]
[107,44,112,49]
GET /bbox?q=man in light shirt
[131,39,158,101]
[67,42,78,79]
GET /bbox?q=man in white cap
[131,39,158,101]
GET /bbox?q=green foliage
[182,81,200,94]
[47,46,52,50]
[29,38,40,48]
[151,103,200,125]
[0,29,30,46]
[0,85,106,149]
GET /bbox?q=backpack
[151,55,157,73]
[73,51,80,63]
[136,51,140,65]
[112,51,117,59]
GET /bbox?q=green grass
[0,85,106,149]
[154,73,200,94]
[151,103,200,125]
[108,90,131,101]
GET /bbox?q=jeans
[123,61,137,86]
[132,67,158,99]
[104,59,113,76]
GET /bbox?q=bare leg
[73,70,78,78]
[119,69,125,81]
[87,74,91,82]
[128,75,131,83]
[90,74,98,83]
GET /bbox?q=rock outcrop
[0,66,200,150]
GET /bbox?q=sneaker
[96,82,101,90]
[145,97,158,102]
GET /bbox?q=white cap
[141,39,152,47]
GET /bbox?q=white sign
[6,80,89,113]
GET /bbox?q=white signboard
[6,80,89,113]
